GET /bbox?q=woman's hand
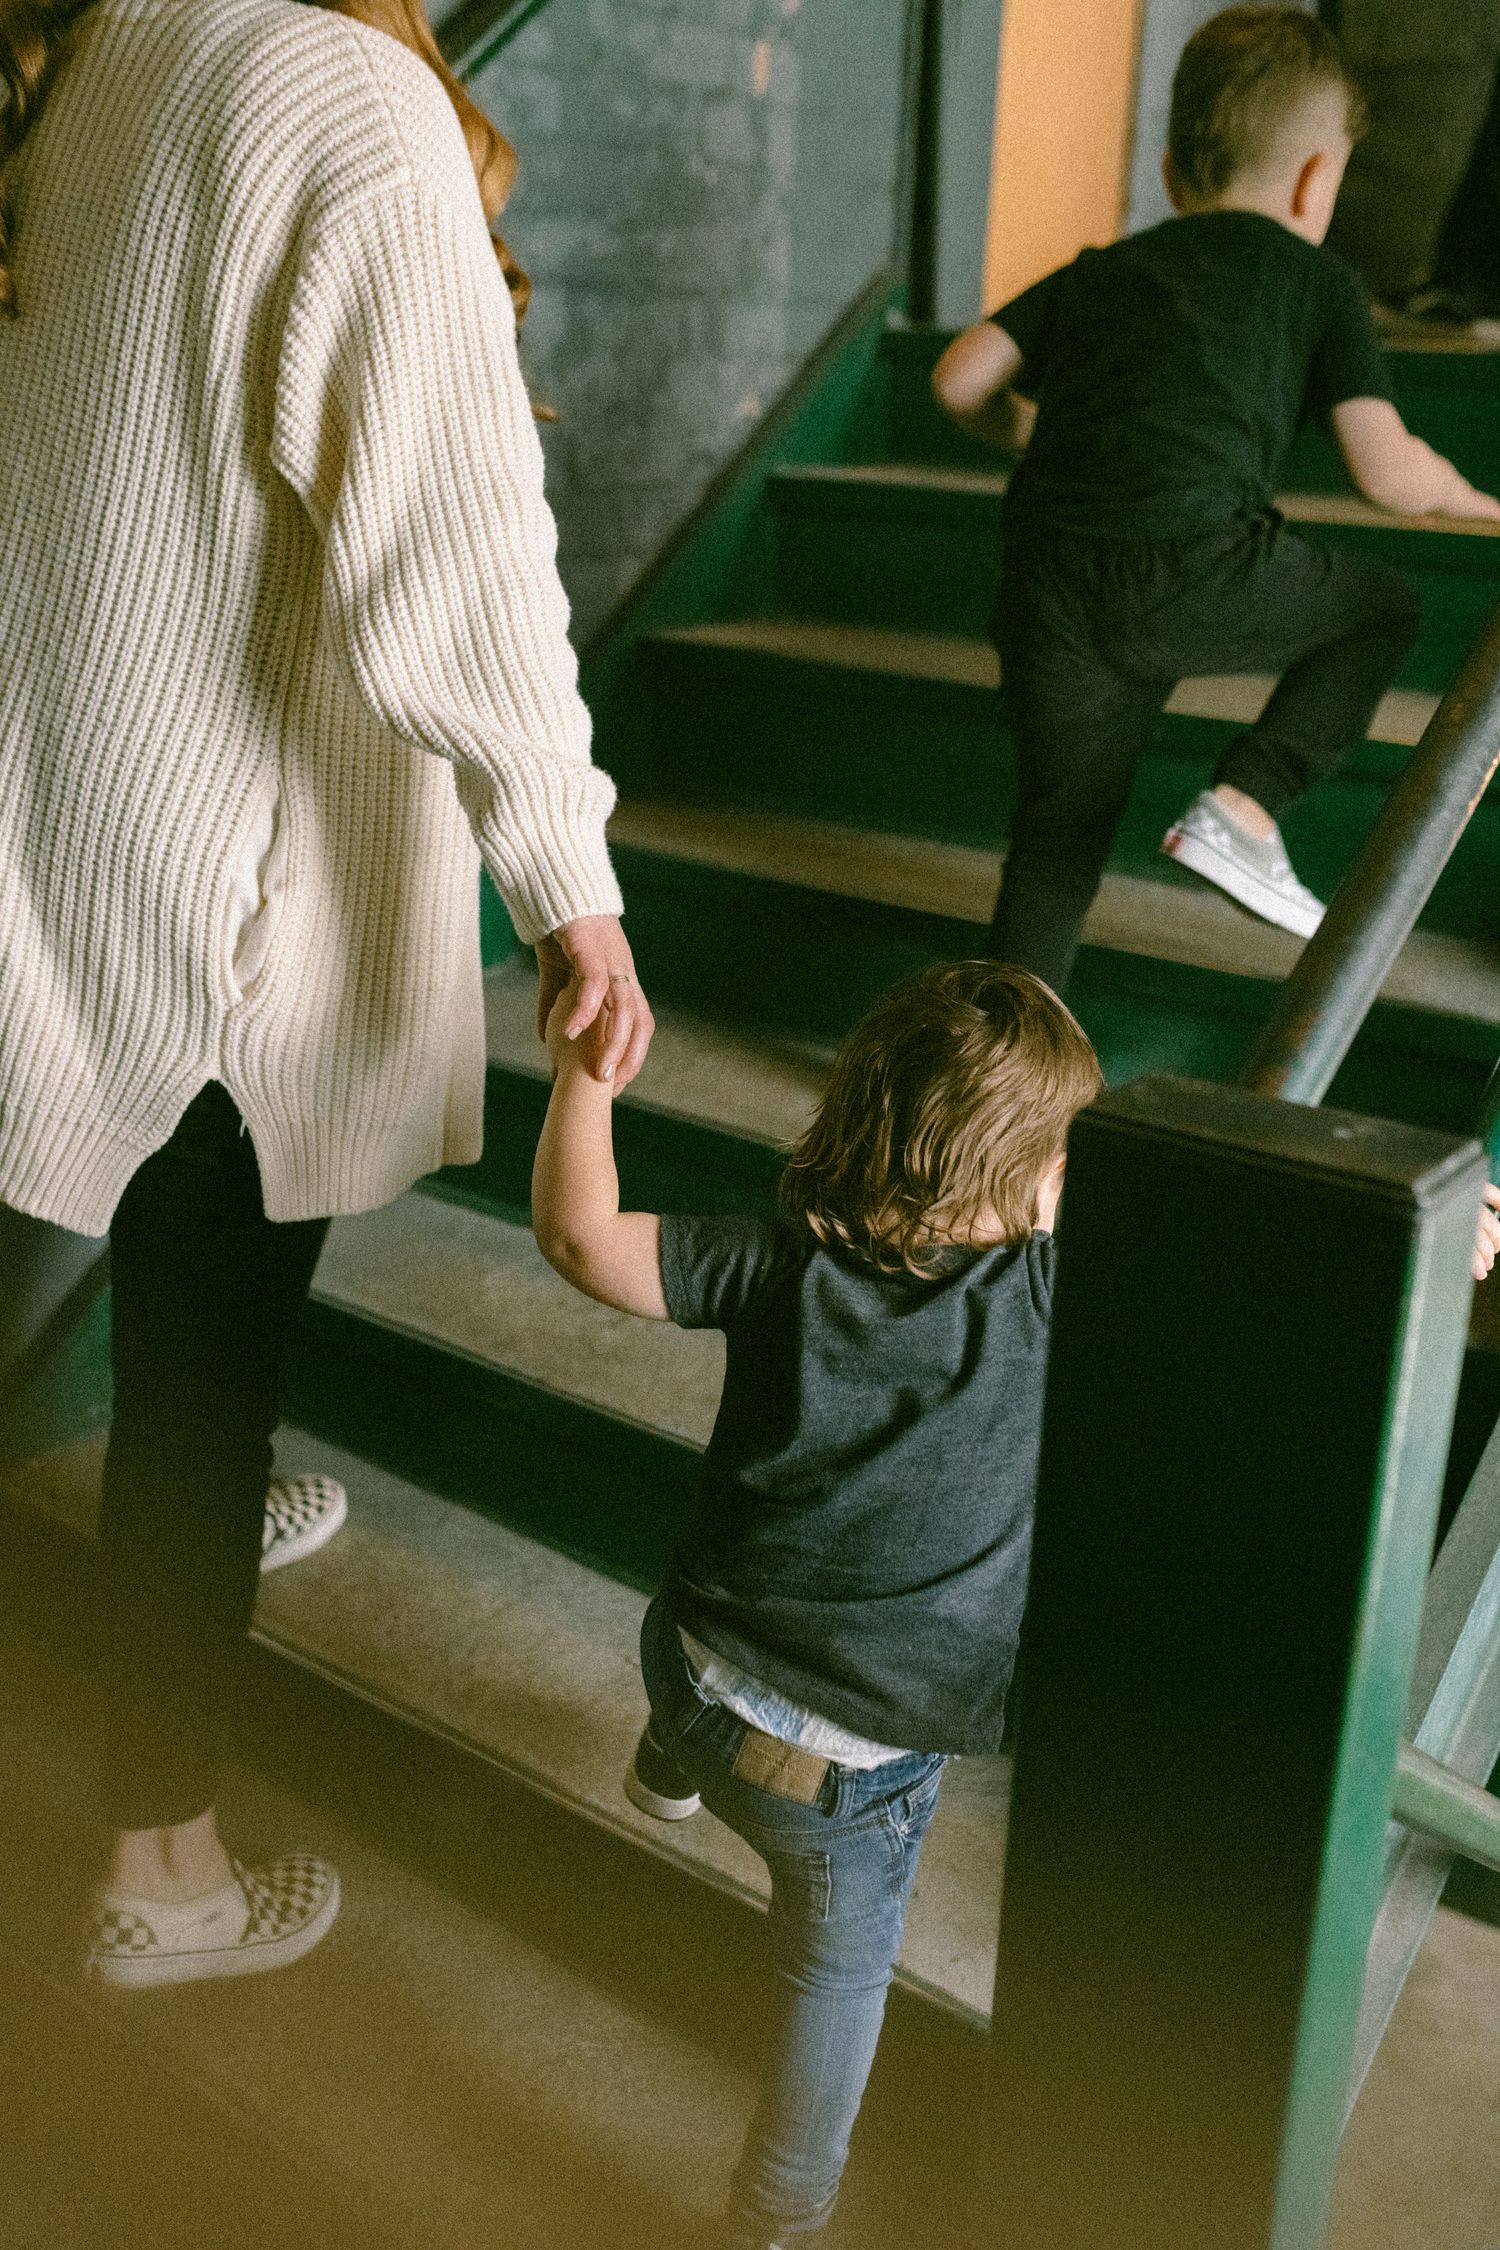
[1475,1182,1500,1282]
[534,915,654,1089]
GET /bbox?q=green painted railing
[1232,588,1500,2110]
[437,0,551,82]
[1393,1741,1500,1876]
[982,1076,1485,2250]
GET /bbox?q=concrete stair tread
[313,1196,725,1448]
[650,615,1440,746]
[611,796,1500,1025]
[6,1434,1005,2023]
[484,957,826,1149]
[1371,311,1500,356]
[889,308,1500,359]
[773,460,1500,541]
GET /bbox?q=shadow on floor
[0,1502,987,2250]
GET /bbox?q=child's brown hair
[780,960,1101,1277]
[1169,5,1366,202]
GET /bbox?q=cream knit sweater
[0,0,623,1235]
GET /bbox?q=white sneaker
[85,1853,340,1989]
[1161,791,1324,939]
[261,1473,347,1574]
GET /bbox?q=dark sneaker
[261,1473,348,1574]
[1162,791,1324,939]
[624,1724,701,1821]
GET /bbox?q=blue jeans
[641,1596,945,2245]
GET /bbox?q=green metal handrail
[1393,1740,1500,1876]
[438,0,551,82]
[1238,593,1500,1106]
[1218,579,1500,2098]
[1351,1403,1500,2098]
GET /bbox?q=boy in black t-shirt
[933,4,1500,997]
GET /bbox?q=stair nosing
[768,461,1500,540]
[311,1201,721,1451]
[482,962,819,1152]
[644,616,1441,745]
[610,797,1500,1026]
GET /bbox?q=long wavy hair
[780,960,1102,1277]
[1,0,534,331]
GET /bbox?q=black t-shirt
[992,210,1394,539]
[657,1213,1053,1756]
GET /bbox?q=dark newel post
[979,1076,1482,2250]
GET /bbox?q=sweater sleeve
[270,180,622,945]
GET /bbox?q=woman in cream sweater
[0,0,651,1983]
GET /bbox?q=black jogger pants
[988,514,1422,995]
[98,1082,327,1829]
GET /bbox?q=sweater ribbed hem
[0,1051,486,1234]
[0,1098,187,1239]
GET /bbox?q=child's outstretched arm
[931,323,1038,452]
[1332,398,1500,523]
[531,984,670,1318]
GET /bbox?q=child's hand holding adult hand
[1474,1182,1500,1281]
[534,915,655,1089]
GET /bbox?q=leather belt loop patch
[732,1726,830,1805]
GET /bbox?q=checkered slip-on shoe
[260,1473,348,1574]
[85,1853,340,1989]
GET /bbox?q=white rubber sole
[1161,825,1323,939]
[260,1483,349,1575]
[88,1870,341,1989]
[624,1768,701,1822]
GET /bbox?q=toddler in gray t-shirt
[531,958,1100,2250]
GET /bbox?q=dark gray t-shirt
[658,1214,1054,1755]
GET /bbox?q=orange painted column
[983,0,1147,311]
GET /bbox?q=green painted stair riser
[603,641,1500,938]
[766,479,1498,689]
[604,843,1497,1129]
[280,1298,698,1596]
[428,1068,783,1227]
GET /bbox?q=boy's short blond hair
[1169,5,1365,200]
[780,960,1102,1276]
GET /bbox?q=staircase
[261,313,1500,1958]
[8,314,1500,2155]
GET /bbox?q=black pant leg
[991,566,1171,995]
[1150,521,1420,819]
[98,1082,328,1830]
[1433,57,1500,309]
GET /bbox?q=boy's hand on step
[1474,1184,1500,1282]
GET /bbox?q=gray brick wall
[461,0,908,638]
